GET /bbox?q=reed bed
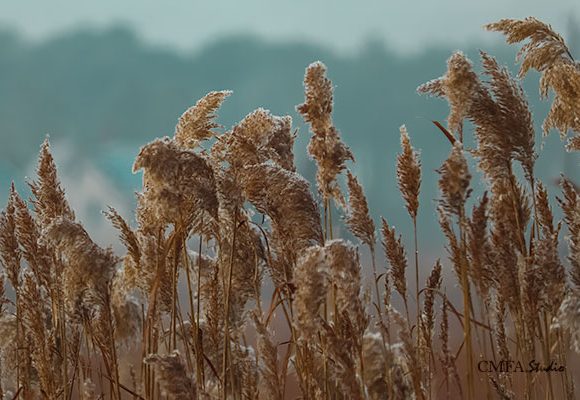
[0,17,579,399]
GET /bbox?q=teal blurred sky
[1,0,578,54]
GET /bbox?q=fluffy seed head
[174,90,231,147]
[396,125,421,219]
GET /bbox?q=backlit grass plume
[0,16,578,400]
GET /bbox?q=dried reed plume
[396,125,421,220]
[437,142,471,216]
[0,17,579,399]
[346,171,375,248]
[145,351,196,399]
[486,17,580,148]
[297,61,354,206]
[381,217,409,316]
[174,90,231,148]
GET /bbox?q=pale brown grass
[0,16,579,400]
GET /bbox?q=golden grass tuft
[0,16,578,400]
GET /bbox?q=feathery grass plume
[420,51,512,180]
[103,207,150,312]
[29,138,75,229]
[0,184,20,287]
[145,351,196,399]
[361,332,388,399]
[42,217,117,320]
[322,319,364,400]
[490,376,516,400]
[421,260,442,350]
[486,18,580,139]
[533,229,566,316]
[233,344,259,399]
[346,171,375,248]
[397,125,421,219]
[417,51,481,136]
[558,177,580,288]
[212,108,295,171]
[123,229,165,302]
[293,245,328,339]
[174,90,231,148]
[396,125,423,350]
[297,61,354,205]
[326,239,368,334]
[552,290,580,353]
[214,166,264,318]
[467,192,493,301]
[479,51,536,182]
[438,142,471,216]
[20,272,58,398]
[12,189,52,288]
[419,51,537,182]
[437,142,476,398]
[391,308,424,399]
[439,296,451,397]
[489,182,525,314]
[494,296,510,362]
[252,313,282,400]
[520,253,543,334]
[133,137,218,226]
[105,204,164,311]
[111,272,141,341]
[240,163,323,282]
[437,208,462,278]
[381,217,408,309]
[200,263,226,363]
[535,181,556,236]
[438,296,463,399]
[0,314,17,393]
[266,115,296,172]
[104,206,140,268]
[221,226,262,327]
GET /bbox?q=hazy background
[0,1,578,257]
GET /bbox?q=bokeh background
[0,0,579,256]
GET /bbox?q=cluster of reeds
[0,17,579,399]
